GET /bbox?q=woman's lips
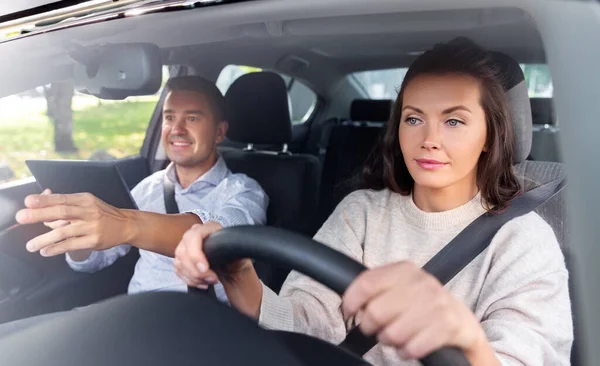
[415,159,448,170]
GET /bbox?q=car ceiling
[0,0,546,97]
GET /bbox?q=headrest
[490,51,532,164]
[350,99,393,122]
[530,97,554,125]
[225,71,292,145]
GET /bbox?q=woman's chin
[412,176,453,191]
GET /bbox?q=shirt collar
[165,155,229,191]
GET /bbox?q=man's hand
[15,191,135,257]
[175,223,263,319]
[342,262,499,364]
[174,222,228,289]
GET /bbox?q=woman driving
[173,38,573,365]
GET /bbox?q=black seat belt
[339,177,566,356]
[163,174,217,299]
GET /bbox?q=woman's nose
[421,124,442,150]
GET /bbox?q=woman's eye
[164,115,173,121]
[446,119,463,127]
[406,117,420,125]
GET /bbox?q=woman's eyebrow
[442,106,472,114]
[402,105,424,114]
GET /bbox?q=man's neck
[174,155,218,189]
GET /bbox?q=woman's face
[399,73,487,192]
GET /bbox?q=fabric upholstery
[530,97,555,125]
[221,149,320,236]
[350,99,392,122]
[317,124,382,224]
[225,72,292,145]
[489,51,533,164]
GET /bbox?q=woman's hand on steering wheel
[342,261,499,365]
[174,222,252,288]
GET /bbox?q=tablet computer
[25,160,138,210]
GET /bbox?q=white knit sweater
[259,189,573,366]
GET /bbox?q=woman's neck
[412,180,479,213]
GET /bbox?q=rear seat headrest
[350,99,393,122]
[225,71,292,145]
[530,97,554,125]
[489,51,533,164]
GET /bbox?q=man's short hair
[165,76,226,122]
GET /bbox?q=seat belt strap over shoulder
[423,176,565,283]
[339,177,567,356]
[163,174,218,299]
[163,174,179,215]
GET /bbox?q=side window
[216,65,317,124]
[0,66,169,184]
[520,64,553,97]
[351,68,408,99]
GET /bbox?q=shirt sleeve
[65,176,148,273]
[187,177,269,228]
[475,213,573,366]
[66,244,132,273]
[258,193,367,343]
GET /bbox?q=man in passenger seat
[12,76,268,306]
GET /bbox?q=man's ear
[216,120,229,144]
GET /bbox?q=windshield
[0,1,597,365]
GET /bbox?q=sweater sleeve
[258,192,367,343]
[475,212,573,366]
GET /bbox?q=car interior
[0,0,588,364]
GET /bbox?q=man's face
[161,90,227,168]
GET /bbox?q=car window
[520,64,553,97]
[0,67,170,184]
[350,64,553,99]
[216,65,317,124]
[351,68,408,99]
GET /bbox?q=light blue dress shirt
[66,156,269,302]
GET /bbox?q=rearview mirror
[73,43,162,100]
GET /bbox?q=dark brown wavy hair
[362,37,521,212]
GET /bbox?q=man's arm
[16,192,202,258]
[126,210,202,256]
[17,175,267,259]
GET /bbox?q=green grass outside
[0,101,157,183]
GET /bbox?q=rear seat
[530,97,561,162]
[316,99,391,226]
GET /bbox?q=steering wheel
[201,226,471,366]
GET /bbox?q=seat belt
[163,174,179,216]
[163,174,217,299]
[339,176,566,356]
